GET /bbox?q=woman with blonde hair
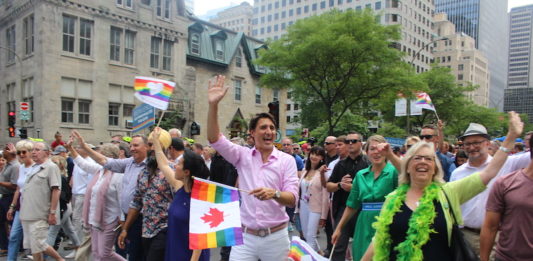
[361,112,523,261]
[66,138,125,261]
[48,155,80,258]
[332,135,399,261]
[6,140,34,261]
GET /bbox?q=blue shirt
[437,151,453,182]
[293,154,304,171]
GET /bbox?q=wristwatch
[50,210,56,214]
[274,190,281,199]
[338,183,342,190]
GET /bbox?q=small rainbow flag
[288,237,328,261]
[189,177,243,250]
[415,92,436,111]
[133,76,175,110]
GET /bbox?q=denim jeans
[47,204,80,247]
[7,211,23,261]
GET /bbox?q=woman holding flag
[151,127,210,261]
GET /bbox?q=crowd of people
[0,75,531,261]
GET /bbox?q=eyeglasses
[463,140,486,148]
[412,155,434,162]
[344,139,360,144]
[16,150,28,155]
[419,135,434,140]
[324,142,335,145]
[293,148,300,151]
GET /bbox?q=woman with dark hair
[152,127,210,261]
[295,146,329,251]
[332,135,399,261]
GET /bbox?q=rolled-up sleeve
[210,134,245,166]
[281,156,299,205]
[104,158,131,173]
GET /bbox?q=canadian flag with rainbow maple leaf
[189,177,243,249]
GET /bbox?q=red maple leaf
[200,208,225,228]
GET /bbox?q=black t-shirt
[389,201,452,261]
[327,154,369,216]
[210,153,238,187]
[325,154,339,165]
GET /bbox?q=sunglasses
[17,150,28,155]
[344,139,360,144]
[324,142,335,145]
[419,135,434,140]
[293,148,300,151]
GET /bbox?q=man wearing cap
[450,123,531,255]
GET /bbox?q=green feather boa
[372,182,441,261]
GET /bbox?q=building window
[286,115,291,123]
[79,19,92,55]
[110,27,122,61]
[234,80,242,101]
[116,0,133,8]
[273,89,279,102]
[5,25,15,63]
[61,99,74,123]
[235,48,242,67]
[150,37,161,68]
[214,39,224,61]
[156,0,171,19]
[78,100,91,124]
[458,74,463,80]
[163,40,172,71]
[62,15,93,56]
[286,104,291,110]
[255,86,262,104]
[375,1,381,9]
[294,104,299,110]
[458,64,464,71]
[190,33,200,55]
[23,14,34,56]
[109,103,120,126]
[124,30,135,65]
[22,78,34,122]
[62,16,75,53]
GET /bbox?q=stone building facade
[0,0,280,145]
[433,13,490,107]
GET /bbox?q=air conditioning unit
[125,120,133,129]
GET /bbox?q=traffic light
[8,111,16,137]
[19,128,28,139]
[268,101,279,127]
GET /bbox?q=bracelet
[9,204,15,208]
[499,146,512,154]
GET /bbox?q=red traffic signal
[8,111,15,116]
[8,126,15,137]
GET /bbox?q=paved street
[0,227,329,261]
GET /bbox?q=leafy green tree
[376,122,406,138]
[309,111,370,142]
[257,9,422,134]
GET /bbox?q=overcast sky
[193,0,533,18]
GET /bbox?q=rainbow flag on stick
[133,76,175,110]
[288,237,328,261]
[415,92,436,111]
[189,177,243,250]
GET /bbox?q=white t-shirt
[88,171,123,228]
[72,157,96,195]
[449,152,531,228]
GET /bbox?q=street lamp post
[405,37,449,134]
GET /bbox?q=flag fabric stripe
[287,236,328,261]
[132,117,155,131]
[133,76,175,110]
[190,178,243,250]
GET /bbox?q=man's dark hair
[336,135,347,143]
[249,112,277,131]
[193,143,203,151]
[170,138,185,151]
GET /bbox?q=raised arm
[479,111,523,185]
[207,75,229,144]
[151,127,182,190]
[377,143,401,171]
[71,130,107,166]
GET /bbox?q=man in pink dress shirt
[207,75,299,260]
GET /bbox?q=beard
[146,150,158,175]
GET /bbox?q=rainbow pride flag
[133,76,175,110]
[415,92,436,111]
[288,237,328,261]
[189,177,243,250]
